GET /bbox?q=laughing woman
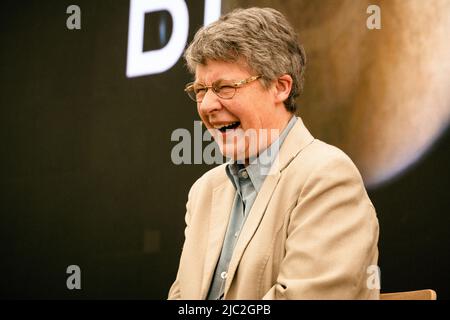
[168,7,379,300]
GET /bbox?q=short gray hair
[184,7,307,112]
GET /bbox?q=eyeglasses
[184,75,261,102]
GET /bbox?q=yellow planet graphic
[223,0,450,188]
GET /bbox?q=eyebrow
[194,78,236,85]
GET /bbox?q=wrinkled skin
[223,0,450,187]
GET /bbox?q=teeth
[215,122,240,130]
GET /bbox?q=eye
[193,85,207,95]
[214,81,236,96]
[217,84,234,90]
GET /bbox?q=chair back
[380,289,437,300]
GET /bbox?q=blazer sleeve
[262,152,379,299]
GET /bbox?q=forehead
[195,59,252,83]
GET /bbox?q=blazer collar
[277,116,315,173]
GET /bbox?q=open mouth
[217,121,241,133]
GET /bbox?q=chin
[218,142,248,162]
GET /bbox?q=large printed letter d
[126,0,189,77]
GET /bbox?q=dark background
[1,0,449,299]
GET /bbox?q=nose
[198,88,222,114]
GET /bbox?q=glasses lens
[213,81,236,99]
[185,84,198,102]
[193,84,207,102]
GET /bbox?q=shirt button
[239,170,248,179]
[220,272,227,280]
[234,232,239,238]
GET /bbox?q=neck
[243,113,295,167]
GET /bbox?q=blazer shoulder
[200,163,228,183]
[308,139,352,160]
[290,138,365,183]
[188,163,229,195]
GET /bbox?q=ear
[273,74,293,105]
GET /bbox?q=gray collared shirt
[207,116,297,300]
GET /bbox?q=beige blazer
[168,117,379,299]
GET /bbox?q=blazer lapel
[223,170,281,295]
[277,117,315,170]
[200,180,235,299]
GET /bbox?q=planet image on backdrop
[223,0,450,188]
